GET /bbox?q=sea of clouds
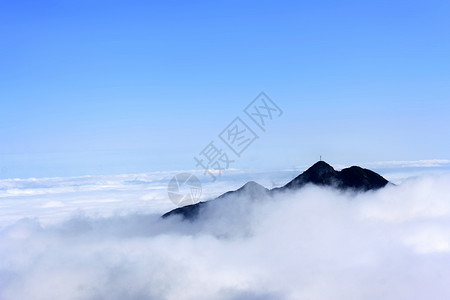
[1,169,450,299]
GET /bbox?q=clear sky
[1,0,449,179]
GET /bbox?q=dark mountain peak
[282,161,389,191]
[338,166,389,191]
[283,161,337,189]
[304,161,335,175]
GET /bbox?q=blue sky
[1,0,449,179]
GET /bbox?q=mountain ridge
[162,161,389,220]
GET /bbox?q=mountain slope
[162,181,268,220]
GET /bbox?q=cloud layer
[1,173,450,299]
[0,169,308,228]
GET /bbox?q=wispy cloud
[367,159,450,168]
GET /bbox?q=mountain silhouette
[162,161,389,220]
[275,161,388,192]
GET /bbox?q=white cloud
[1,173,450,299]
